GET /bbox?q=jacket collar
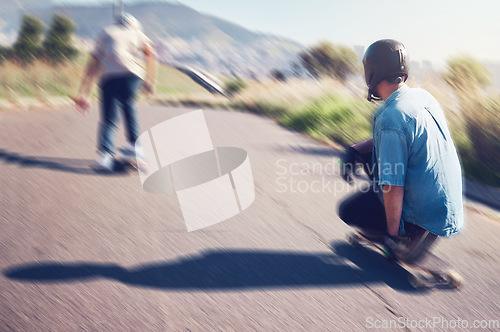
[375,84,409,118]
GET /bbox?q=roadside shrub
[224,77,248,96]
[299,42,360,81]
[241,99,289,118]
[280,94,374,146]
[458,98,500,186]
[443,55,500,186]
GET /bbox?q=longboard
[116,157,148,174]
[90,156,148,175]
[347,230,462,289]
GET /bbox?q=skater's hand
[142,81,155,97]
[339,146,363,184]
[71,95,90,116]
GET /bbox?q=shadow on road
[4,244,436,293]
[0,149,128,176]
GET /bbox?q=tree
[299,42,359,81]
[13,15,44,64]
[270,69,286,82]
[444,55,498,185]
[444,55,491,96]
[0,46,12,64]
[224,77,248,96]
[43,15,78,64]
[300,51,320,78]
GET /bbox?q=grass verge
[1,61,498,188]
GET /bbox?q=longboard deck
[90,158,148,175]
[117,158,148,174]
[348,231,462,289]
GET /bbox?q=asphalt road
[0,104,499,331]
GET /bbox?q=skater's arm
[340,139,373,184]
[383,185,404,236]
[72,55,101,115]
[142,42,156,96]
[79,55,101,98]
[352,138,373,154]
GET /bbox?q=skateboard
[90,156,148,174]
[116,156,148,174]
[114,146,148,174]
[347,230,462,289]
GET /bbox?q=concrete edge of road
[464,179,500,212]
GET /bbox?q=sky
[54,0,500,67]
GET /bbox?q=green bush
[43,15,79,63]
[224,78,248,96]
[444,55,500,187]
[445,55,491,96]
[0,46,12,64]
[458,98,500,186]
[13,15,45,64]
[242,99,289,118]
[299,42,360,81]
[279,94,374,146]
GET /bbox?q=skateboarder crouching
[338,39,463,262]
[73,13,156,171]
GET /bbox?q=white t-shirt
[92,24,153,81]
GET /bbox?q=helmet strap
[367,91,382,102]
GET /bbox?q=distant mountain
[1,0,305,77]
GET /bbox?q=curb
[464,179,500,211]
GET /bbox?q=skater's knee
[337,201,346,220]
[338,200,353,224]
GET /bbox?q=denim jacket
[373,85,463,236]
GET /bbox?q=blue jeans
[98,75,142,154]
[338,186,388,235]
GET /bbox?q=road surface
[0,104,498,331]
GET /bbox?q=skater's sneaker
[119,143,144,159]
[92,151,115,172]
[135,157,149,174]
[119,143,148,174]
[396,224,438,264]
[381,235,405,260]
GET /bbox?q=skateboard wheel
[347,234,361,248]
[408,274,427,289]
[445,270,462,288]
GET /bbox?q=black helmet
[362,39,409,101]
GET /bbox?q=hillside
[1,0,304,78]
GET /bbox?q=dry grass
[0,59,212,104]
[234,78,353,108]
[0,60,85,100]
[226,74,499,186]
[415,73,500,186]
[0,60,498,186]
[230,78,360,118]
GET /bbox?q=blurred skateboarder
[339,39,463,261]
[74,13,156,171]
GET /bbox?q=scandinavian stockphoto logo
[136,110,255,232]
